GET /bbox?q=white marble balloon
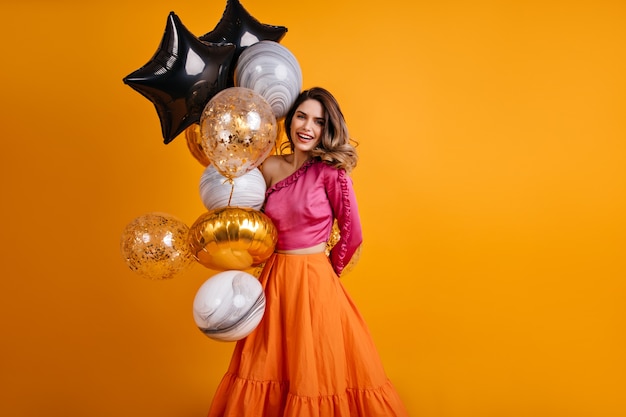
[199,165,266,211]
[234,40,302,119]
[193,270,266,342]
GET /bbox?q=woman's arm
[325,167,363,276]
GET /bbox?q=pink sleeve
[325,167,363,276]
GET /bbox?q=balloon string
[227,178,235,207]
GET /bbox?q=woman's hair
[282,87,358,172]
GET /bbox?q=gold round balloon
[188,207,278,271]
[199,87,277,179]
[273,118,290,155]
[185,123,211,167]
[120,212,194,280]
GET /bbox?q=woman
[207,87,408,416]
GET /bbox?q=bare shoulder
[261,155,282,168]
[259,155,284,187]
[259,155,283,174]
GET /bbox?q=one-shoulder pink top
[263,159,362,276]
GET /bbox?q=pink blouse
[264,159,362,276]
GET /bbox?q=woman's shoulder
[260,155,282,170]
[259,155,282,186]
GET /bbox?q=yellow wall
[1,0,625,416]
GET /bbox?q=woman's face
[290,99,325,154]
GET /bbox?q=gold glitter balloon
[185,123,211,167]
[325,220,361,277]
[325,220,341,255]
[188,207,278,271]
[341,244,362,277]
[120,212,194,280]
[199,87,277,179]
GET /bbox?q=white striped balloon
[234,40,302,119]
[199,165,266,211]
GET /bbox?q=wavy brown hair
[281,87,358,172]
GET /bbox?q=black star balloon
[200,0,288,85]
[123,12,236,144]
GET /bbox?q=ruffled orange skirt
[207,252,409,417]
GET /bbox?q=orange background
[1,0,625,416]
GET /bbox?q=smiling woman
[290,100,326,152]
[2,1,626,417]
[206,87,410,416]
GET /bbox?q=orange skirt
[207,252,409,417]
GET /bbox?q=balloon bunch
[120,0,302,342]
[122,0,296,146]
